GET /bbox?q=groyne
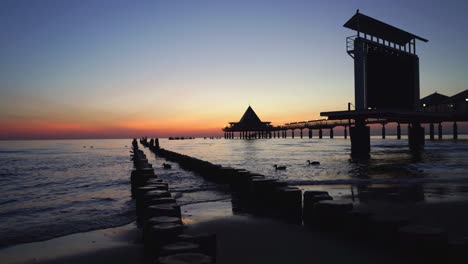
[138,137,467,263]
[130,139,216,264]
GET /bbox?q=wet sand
[184,215,413,264]
[0,222,150,264]
[2,197,468,263]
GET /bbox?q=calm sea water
[1,137,468,247]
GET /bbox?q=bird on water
[307,160,320,166]
[274,164,287,170]
[163,163,172,169]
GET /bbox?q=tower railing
[346,35,357,58]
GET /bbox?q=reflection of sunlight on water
[160,138,468,184]
[160,137,468,206]
[0,139,134,247]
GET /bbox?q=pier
[223,10,468,158]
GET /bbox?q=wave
[287,177,468,186]
[177,197,231,206]
[170,186,221,193]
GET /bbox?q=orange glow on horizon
[0,104,333,140]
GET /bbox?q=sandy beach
[2,196,468,264]
[0,222,148,264]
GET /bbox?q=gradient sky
[1,0,467,139]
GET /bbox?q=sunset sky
[1,0,467,139]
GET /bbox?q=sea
[1,136,468,248]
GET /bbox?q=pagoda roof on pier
[227,106,271,130]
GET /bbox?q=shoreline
[0,222,147,264]
[2,197,468,263]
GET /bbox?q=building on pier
[420,90,468,113]
[222,106,273,139]
[440,89,468,114]
[420,92,450,112]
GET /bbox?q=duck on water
[273,164,287,170]
[307,160,320,166]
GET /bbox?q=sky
[1,0,467,139]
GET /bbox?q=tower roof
[344,11,428,45]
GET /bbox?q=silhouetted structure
[440,89,468,113]
[322,10,433,156]
[420,92,450,112]
[223,106,273,139]
[345,10,427,111]
[222,11,467,149]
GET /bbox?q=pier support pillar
[155,138,160,150]
[319,128,323,139]
[330,128,334,139]
[429,123,435,141]
[397,123,401,140]
[292,129,295,139]
[300,129,303,139]
[350,119,370,157]
[453,122,458,140]
[408,123,425,151]
[438,123,443,140]
[382,124,386,139]
[344,126,348,139]
[308,129,312,139]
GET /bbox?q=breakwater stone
[157,253,214,264]
[160,242,201,256]
[312,200,354,229]
[303,191,333,225]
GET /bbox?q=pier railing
[280,118,387,130]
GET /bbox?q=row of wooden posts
[130,138,216,264]
[224,121,460,140]
[140,137,466,263]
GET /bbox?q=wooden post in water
[319,128,323,139]
[408,122,425,151]
[344,126,348,139]
[382,123,386,139]
[330,128,334,139]
[429,123,435,140]
[309,129,312,139]
[453,122,458,140]
[438,123,443,140]
[300,128,303,139]
[291,129,295,139]
[397,123,401,140]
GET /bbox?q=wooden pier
[223,11,468,158]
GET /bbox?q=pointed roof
[238,106,263,125]
[441,89,468,104]
[228,106,271,130]
[420,92,449,106]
